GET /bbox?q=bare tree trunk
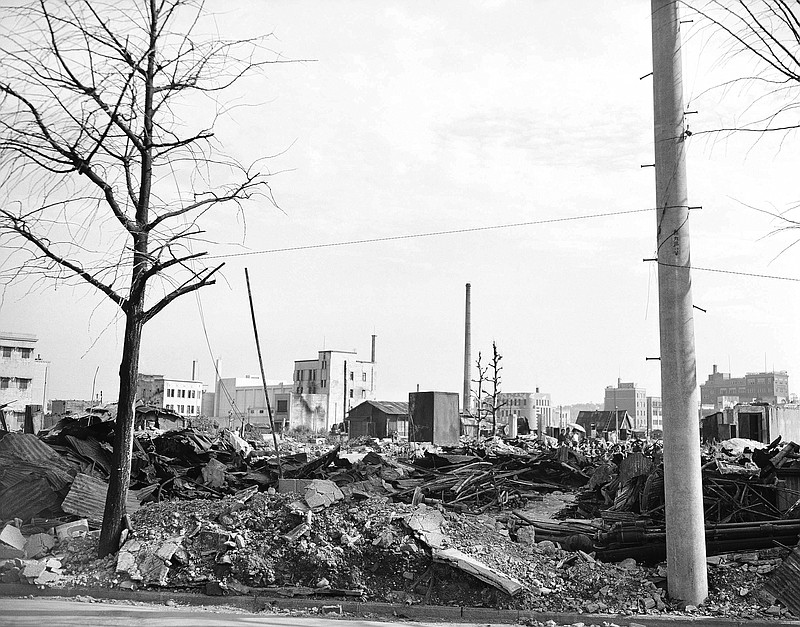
[98,303,143,557]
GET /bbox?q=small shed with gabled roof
[347,400,409,439]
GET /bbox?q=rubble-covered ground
[35,491,790,622]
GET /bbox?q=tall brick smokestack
[463,283,471,413]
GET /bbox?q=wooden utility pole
[244,268,283,478]
[651,0,708,604]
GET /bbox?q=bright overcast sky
[2,0,799,407]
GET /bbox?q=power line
[205,206,661,260]
[656,261,800,282]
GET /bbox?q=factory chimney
[371,334,377,363]
[463,283,471,413]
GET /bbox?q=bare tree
[681,1,800,239]
[684,1,800,136]
[486,341,507,436]
[0,0,292,556]
[470,351,489,435]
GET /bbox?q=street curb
[1,583,799,626]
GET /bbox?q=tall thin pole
[651,0,707,604]
[244,268,282,477]
[463,283,472,413]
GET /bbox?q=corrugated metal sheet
[0,432,66,466]
[61,473,140,527]
[65,435,112,475]
[619,452,652,484]
[0,477,61,520]
[369,401,409,415]
[765,544,800,616]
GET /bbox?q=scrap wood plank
[433,547,523,596]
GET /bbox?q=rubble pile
[4,420,800,620]
[0,487,790,620]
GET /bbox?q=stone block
[24,533,56,559]
[0,524,26,551]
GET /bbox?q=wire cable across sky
[202,205,800,283]
[205,206,659,260]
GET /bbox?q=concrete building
[50,399,94,416]
[604,379,647,431]
[496,389,552,435]
[293,335,377,430]
[136,373,204,420]
[0,331,49,430]
[646,396,663,435]
[700,365,789,407]
[213,376,293,429]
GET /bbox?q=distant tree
[486,341,507,435]
[470,351,490,435]
[0,0,291,556]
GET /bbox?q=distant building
[496,389,552,434]
[700,364,789,407]
[347,400,409,439]
[0,331,49,430]
[50,399,94,416]
[136,373,203,420]
[604,379,646,431]
[646,396,662,435]
[293,335,377,430]
[576,409,633,438]
[213,376,293,429]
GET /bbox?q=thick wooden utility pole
[651,0,708,604]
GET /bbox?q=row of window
[0,377,31,390]
[1,346,33,359]
[165,404,197,414]
[166,388,197,398]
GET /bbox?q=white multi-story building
[496,389,552,434]
[136,373,204,419]
[646,396,662,435]
[0,331,49,430]
[294,335,377,430]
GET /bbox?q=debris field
[2,417,800,622]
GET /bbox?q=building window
[20,348,32,359]
[361,390,366,398]
[277,400,288,413]
[349,389,354,398]
[321,379,326,388]
[18,379,30,390]
[349,372,354,381]
[322,360,327,370]
[0,378,9,389]
[1,347,11,358]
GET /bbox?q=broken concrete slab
[303,479,344,510]
[201,458,227,488]
[24,532,56,559]
[433,547,523,596]
[406,505,447,549]
[0,524,26,551]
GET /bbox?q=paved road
[0,597,490,627]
